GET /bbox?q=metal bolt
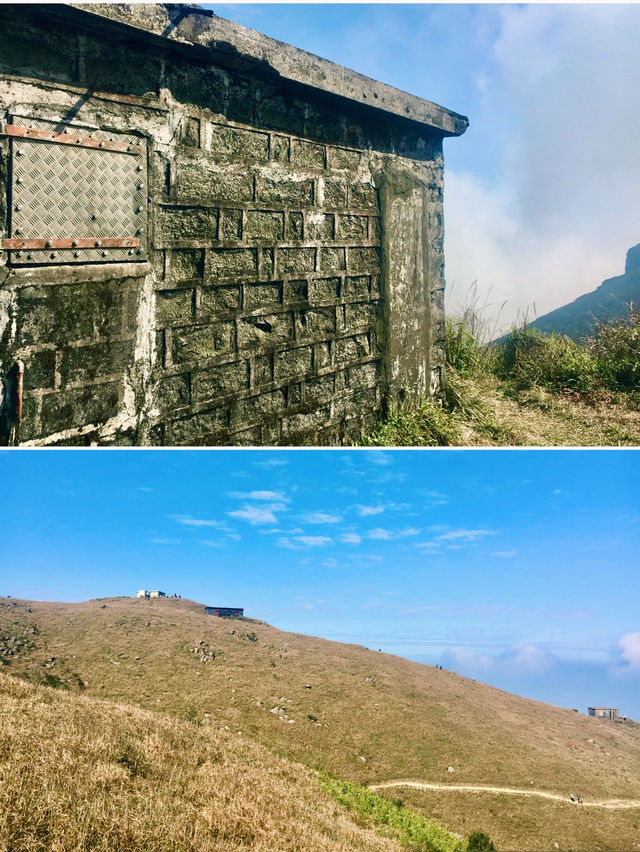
[136,228,144,236]
[137,183,143,191]
[74,251,80,258]
[128,249,133,255]
[16,177,22,184]
[50,252,56,259]
[14,229,20,236]
[136,248,142,255]
[95,240,101,247]
[136,165,143,172]
[102,250,108,257]
[14,205,20,211]
[72,240,78,248]
[99,141,104,148]
[16,148,23,156]
[15,251,22,258]
[27,253,33,260]
[76,138,82,144]
[91,214,97,221]
[45,240,53,249]
[136,206,142,214]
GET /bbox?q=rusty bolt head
[45,240,53,249]
[95,240,101,247]
[72,240,78,248]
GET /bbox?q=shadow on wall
[0,360,23,445]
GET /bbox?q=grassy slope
[364,372,640,447]
[3,596,640,850]
[452,373,640,447]
[0,672,402,852]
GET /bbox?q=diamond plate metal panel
[6,117,147,265]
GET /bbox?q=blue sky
[212,4,640,331]
[2,448,639,718]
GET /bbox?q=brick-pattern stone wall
[0,4,457,446]
[153,120,382,445]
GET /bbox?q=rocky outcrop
[528,244,640,340]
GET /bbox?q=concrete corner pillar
[376,159,445,408]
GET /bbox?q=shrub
[588,306,640,392]
[495,327,598,394]
[466,830,495,851]
[318,773,464,852]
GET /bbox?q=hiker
[577,794,582,804]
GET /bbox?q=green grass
[319,773,466,852]
[362,306,640,447]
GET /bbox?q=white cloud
[294,535,332,548]
[445,5,640,332]
[227,503,287,525]
[229,490,288,501]
[340,533,362,544]
[498,643,557,674]
[435,528,495,542]
[202,540,226,548]
[368,528,392,540]
[172,516,227,528]
[254,458,288,469]
[491,550,517,558]
[356,505,385,516]
[442,646,495,672]
[618,633,640,669]
[304,511,342,524]
[150,538,180,545]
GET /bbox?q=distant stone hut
[588,706,619,720]
[205,606,243,618]
[0,2,467,446]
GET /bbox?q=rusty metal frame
[1,237,141,250]
[1,123,143,155]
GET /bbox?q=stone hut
[0,3,468,446]
[588,706,619,720]
[205,606,243,618]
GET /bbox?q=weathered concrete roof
[71,3,468,137]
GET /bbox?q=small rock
[447,766,455,773]
[553,843,559,849]
[359,756,367,763]
[305,684,312,689]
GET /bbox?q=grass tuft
[319,773,465,852]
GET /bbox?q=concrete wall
[0,4,466,446]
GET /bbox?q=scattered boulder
[447,766,455,773]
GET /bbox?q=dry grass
[449,372,640,446]
[0,672,402,852]
[391,787,640,852]
[3,596,640,850]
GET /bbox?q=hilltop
[2,595,640,850]
[525,244,640,341]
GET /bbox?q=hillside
[2,595,640,850]
[0,672,401,852]
[527,243,640,340]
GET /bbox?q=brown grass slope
[0,672,401,852]
[2,596,640,849]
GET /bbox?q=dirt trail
[369,780,640,810]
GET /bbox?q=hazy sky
[213,3,640,332]
[3,449,639,719]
